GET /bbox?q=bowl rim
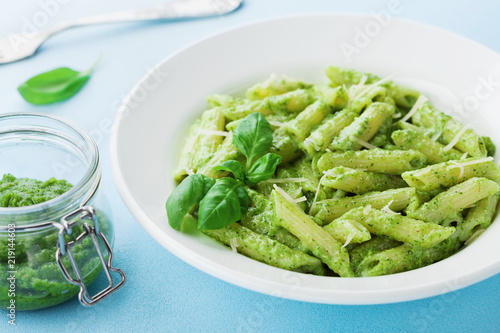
[110,12,500,304]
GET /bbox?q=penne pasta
[168,66,500,278]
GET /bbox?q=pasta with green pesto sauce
[170,67,500,277]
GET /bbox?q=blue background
[1,0,499,332]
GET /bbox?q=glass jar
[0,113,125,311]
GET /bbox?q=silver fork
[0,0,242,64]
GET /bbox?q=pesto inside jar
[0,174,109,310]
[0,174,73,207]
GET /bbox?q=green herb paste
[0,174,110,310]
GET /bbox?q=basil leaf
[166,174,215,230]
[17,57,100,105]
[233,113,273,168]
[233,182,249,214]
[213,160,246,182]
[198,177,249,230]
[247,153,282,184]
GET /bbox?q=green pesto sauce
[0,174,73,207]
[0,174,109,310]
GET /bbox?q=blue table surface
[1,0,500,332]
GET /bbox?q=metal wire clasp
[53,206,126,306]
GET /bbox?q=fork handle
[48,0,233,34]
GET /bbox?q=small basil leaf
[166,174,215,230]
[18,57,100,105]
[198,177,249,230]
[233,113,273,167]
[213,160,246,182]
[247,153,282,184]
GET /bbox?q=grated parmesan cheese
[342,232,355,248]
[326,148,332,153]
[358,75,368,86]
[288,186,303,199]
[304,138,321,152]
[273,184,300,208]
[185,168,195,176]
[370,73,397,87]
[393,113,401,119]
[461,152,468,160]
[314,198,339,205]
[342,84,348,98]
[308,177,324,214]
[309,171,336,213]
[382,199,393,209]
[450,157,494,169]
[229,238,240,253]
[349,136,377,149]
[464,229,485,247]
[459,156,494,166]
[431,130,442,142]
[263,177,307,184]
[363,205,372,215]
[399,95,428,123]
[294,196,307,203]
[198,129,230,137]
[445,157,493,178]
[447,161,465,179]
[353,73,397,101]
[349,75,368,101]
[381,200,401,215]
[443,124,470,152]
[292,186,304,199]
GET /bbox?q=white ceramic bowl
[110,14,500,304]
